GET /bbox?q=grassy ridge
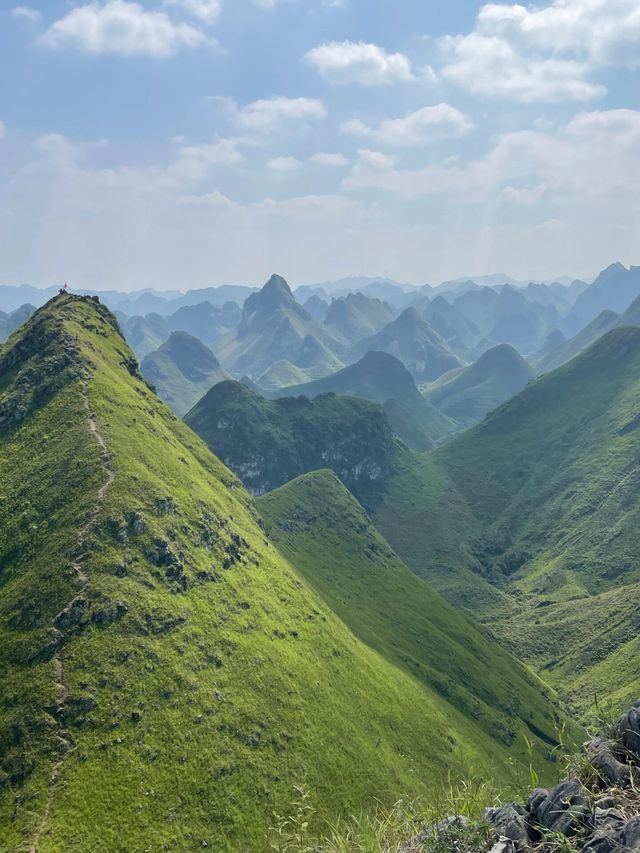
[258,470,566,768]
[0,295,565,851]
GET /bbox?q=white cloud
[42,0,207,57]
[440,0,640,102]
[165,0,221,23]
[305,41,413,85]
[267,156,301,172]
[235,97,326,130]
[310,152,349,167]
[0,121,5,140]
[12,6,42,23]
[170,137,247,182]
[343,108,640,206]
[340,104,474,146]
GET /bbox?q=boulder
[617,701,640,757]
[587,738,631,788]
[527,780,592,838]
[485,803,531,850]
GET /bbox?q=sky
[0,0,639,291]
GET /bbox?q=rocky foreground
[404,701,640,853]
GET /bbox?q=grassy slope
[276,351,456,451]
[374,327,640,711]
[0,295,562,852]
[258,471,566,771]
[424,345,533,430]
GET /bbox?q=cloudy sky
[0,0,639,290]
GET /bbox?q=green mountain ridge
[276,350,455,451]
[372,326,640,714]
[352,307,462,383]
[0,294,564,851]
[185,379,396,502]
[425,344,534,430]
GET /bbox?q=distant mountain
[537,310,619,374]
[166,300,241,344]
[425,345,533,429]
[422,295,481,355]
[352,307,462,382]
[302,294,328,322]
[0,303,36,342]
[214,274,345,381]
[0,285,59,312]
[538,286,640,374]
[453,285,559,354]
[164,284,256,314]
[185,381,396,501]
[141,331,229,415]
[275,350,455,451]
[567,263,640,332]
[324,292,395,345]
[255,359,318,391]
[117,312,170,359]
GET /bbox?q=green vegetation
[185,380,396,501]
[0,294,566,851]
[424,345,533,430]
[141,330,229,415]
[277,351,455,451]
[258,470,566,767]
[373,327,640,712]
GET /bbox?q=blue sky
[0,0,639,290]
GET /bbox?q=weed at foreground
[269,776,504,853]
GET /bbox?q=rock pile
[407,700,640,852]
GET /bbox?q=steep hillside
[185,380,395,502]
[374,327,640,711]
[141,331,229,416]
[0,294,564,850]
[537,310,619,373]
[539,291,640,374]
[425,345,533,429]
[258,472,564,759]
[277,350,456,451]
[214,275,344,381]
[324,293,395,345]
[352,308,462,383]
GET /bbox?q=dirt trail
[29,383,115,853]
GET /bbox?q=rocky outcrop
[405,700,640,852]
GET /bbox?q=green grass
[373,326,640,713]
[0,295,568,851]
[186,380,396,503]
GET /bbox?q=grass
[373,326,640,714]
[186,380,396,503]
[0,294,569,851]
